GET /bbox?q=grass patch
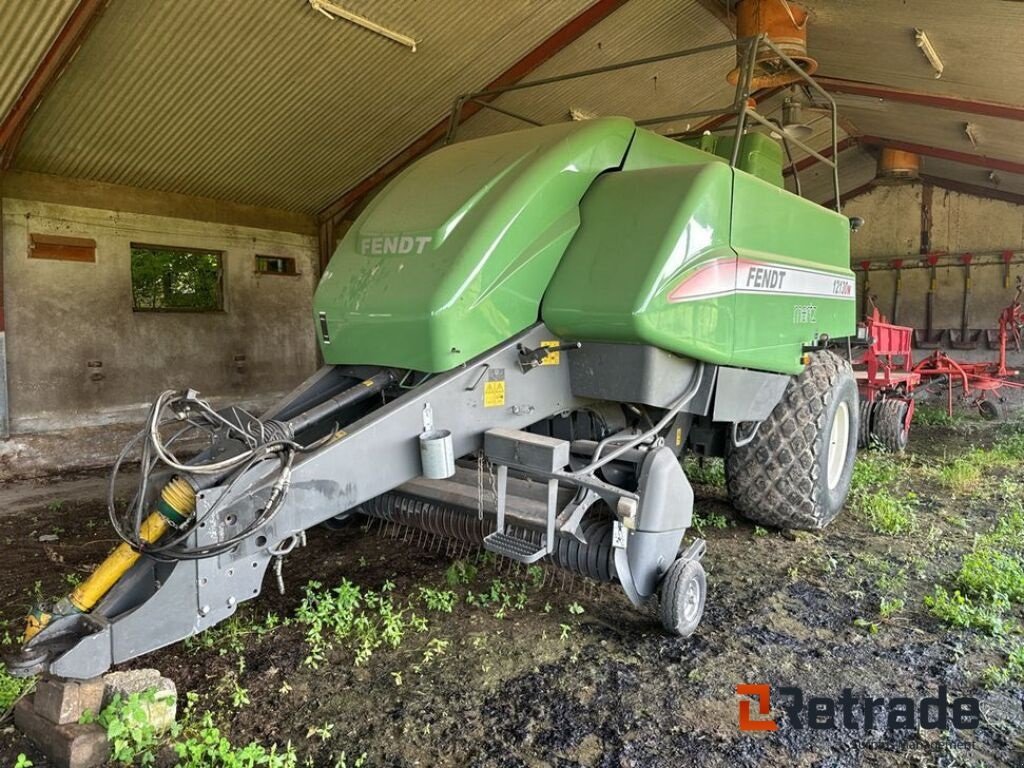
[957,548,1024,602]
[981,644,1024,687]
[856,490,917,535]
[925,504,1024,635]
[937,456,984,494]
[683,456,726,488]
[924,587,1011,635]
[913,404,965,427]
[850,452,901,495]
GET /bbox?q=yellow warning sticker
[540,340,561,365]
[484,380,506,407]
[675,427,683,447]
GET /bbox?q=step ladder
[482,428,569,564]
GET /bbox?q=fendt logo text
[736,684,981,732]
[359,234,433,255]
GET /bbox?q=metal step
[483,530,548,564]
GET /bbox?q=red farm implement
[912,277,1024,420]
[853,304,919,452]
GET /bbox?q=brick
[33,677,105,725]
[15,697,110,768]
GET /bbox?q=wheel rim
[682,577,701,622]
[826,401,851,490]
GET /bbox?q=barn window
[255,255,297,276]
[130,244,224,311]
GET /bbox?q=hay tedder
[913,276,1024,420]
[11,37,862,680]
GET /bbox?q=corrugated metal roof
[6,0,1023,215]
[806,0,1024,106]
[12,0,592,213]
[786,145,875,204]
[459,0,735,140]
[921,156,1024,199]
[0,0,79,124]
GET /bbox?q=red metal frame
[912,279,1024,416]
[854,305,918,433]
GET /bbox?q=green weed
[0,663,34,720]
[466,578,528,619]
[14,755,33,768]
[296,578,427,667]
[444,560,478,587]
[174,710,298,768]
[912,405,962,427]
[957,548,1024,602]
[924,587,1011,635]
[418,587,456,613]
[684,456,726,487]
[879,596,905,620]
[981,645,1024,687]
[850,452,901,494]
[855,490,917,535]
[81,691,166,766]
[184,610,281,656]
[692,510,730,533]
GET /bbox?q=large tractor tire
[726,351,859,530]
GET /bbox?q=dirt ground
[1,419,1023,767]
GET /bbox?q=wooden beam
[0,0,109,169]
[859,136,1024,177]
[816,77,1024,122]
[920,174,1024,208]
[316,0,632,224]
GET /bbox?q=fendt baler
[11,38,860,680]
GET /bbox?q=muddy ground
[1,419,1023,767]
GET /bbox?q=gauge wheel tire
[660,558,706,638]
[858,396,874,449]
[978,399,1003,421]
[872,398,910,453]
[726,351,859,531]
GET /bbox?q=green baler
[13,50,861,680]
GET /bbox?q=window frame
[129,242,226,313]
[254,254,298,277]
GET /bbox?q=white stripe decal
[667,258,855,303]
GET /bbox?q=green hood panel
[314,117,635,372]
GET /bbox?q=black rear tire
[872,398,910,452]
[726,351,859,530]
[858,396,874,449]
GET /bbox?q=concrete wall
[1,197,319,473]
[845,184,1024,350]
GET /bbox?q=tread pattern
[872,398,909,453]
[659,558,706,637]
[726,351,854,530]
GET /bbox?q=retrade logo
[736,684,981,732]
[737,684,778,731]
